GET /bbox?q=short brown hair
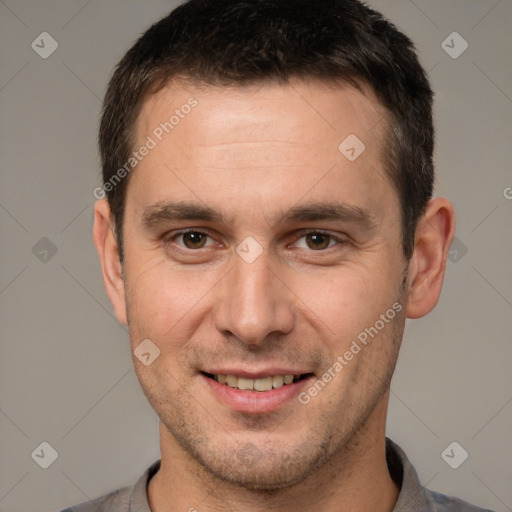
[99,0,434,262]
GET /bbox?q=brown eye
[305,232,331,250]
[181,232,208,249]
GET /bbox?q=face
[119,79,409,488]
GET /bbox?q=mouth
[201,372,312,392]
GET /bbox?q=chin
[200,459,308,491]
[186,437,331,492]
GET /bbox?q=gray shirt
[61,438,494,512]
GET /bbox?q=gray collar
[127,437,433,511]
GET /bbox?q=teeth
[225,375,238,388]
[283,375,294,385]
[254,376,273,391]
[272,375,284,388]
[237,377,254,390]
[213,374,299,391]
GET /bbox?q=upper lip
[202,369,312,378]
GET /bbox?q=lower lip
[202,374,313,414]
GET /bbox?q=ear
[92,199,128,325]
[406,197,456,319]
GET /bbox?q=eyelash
[163,228,347,252]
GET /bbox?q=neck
[148,396,399,512]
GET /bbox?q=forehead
[137,78,386,152]
[128,78,397,226]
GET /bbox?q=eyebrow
[141,201,222,228]
[140,200,377,231]
[276,202,377,231]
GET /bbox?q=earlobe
[406,198,456,319]
[92,199,128,325]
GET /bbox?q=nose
[213,247,295,346]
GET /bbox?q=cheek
[124,255,219,343]
[286,255,400,343]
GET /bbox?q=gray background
[0,1,511,511]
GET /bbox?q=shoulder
[58,460,160,512]
[385,438,495,512]
[428,489,496,512]
[59,485,132,512]
[59,460,160,512]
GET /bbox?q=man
[65,0,493,510]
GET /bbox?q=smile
[203,373,307,391]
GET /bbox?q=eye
[169,230,216,249]
[293,231,343,251]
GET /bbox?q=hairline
[113,74,408,262]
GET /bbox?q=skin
[93,78,455,512]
